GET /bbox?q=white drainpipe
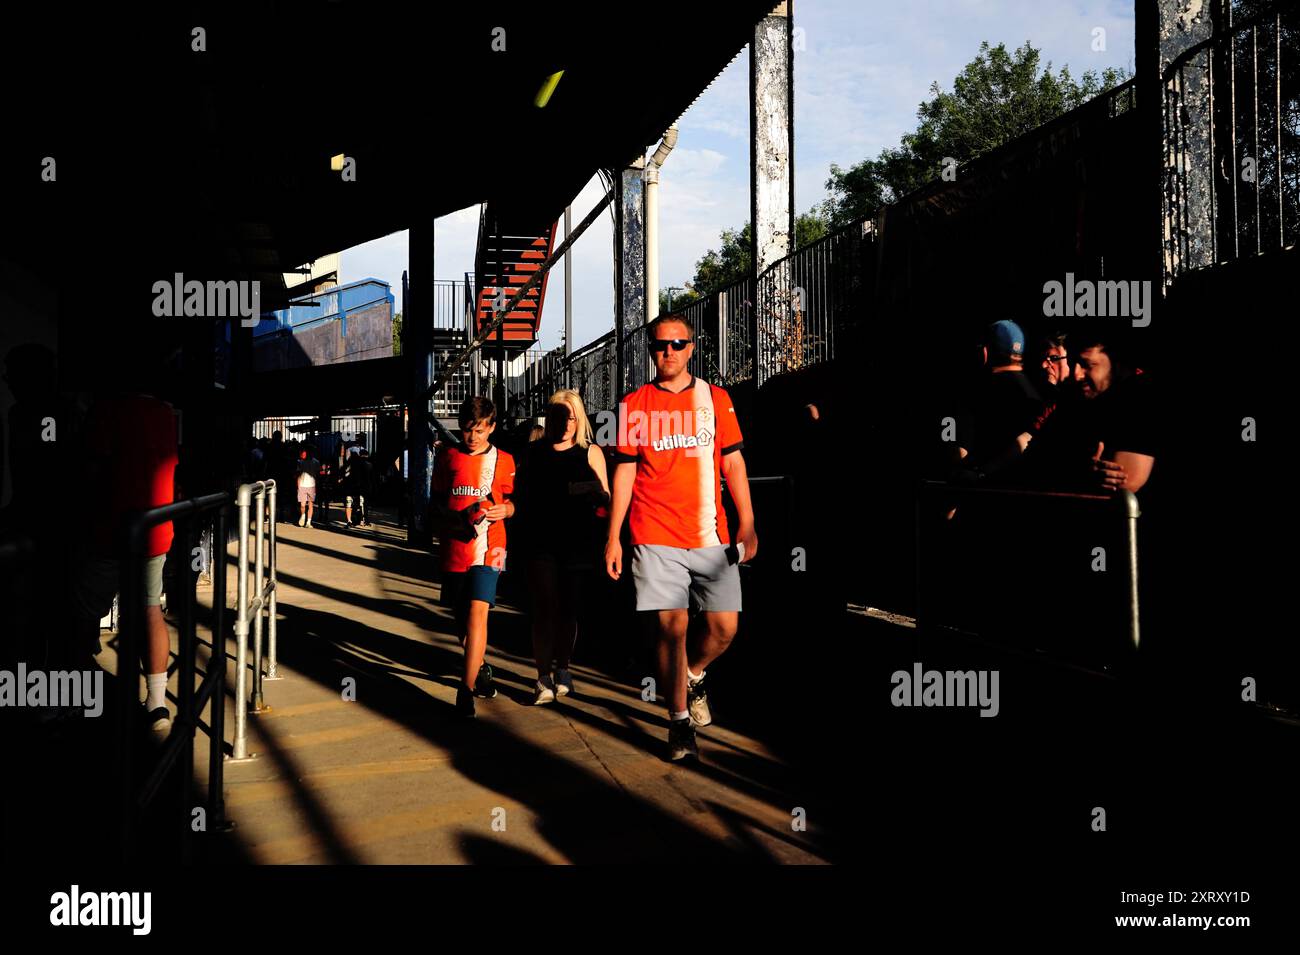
[645,126,679,321]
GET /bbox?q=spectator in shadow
[514,391,610,704]
[67,361,179,737]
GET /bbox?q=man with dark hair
[606,314,758,762]
[431,396,516,717]
[1022,329,1156,494]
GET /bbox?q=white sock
[671,709,689,722]
[687,667,705,684]
[145,673,168,712]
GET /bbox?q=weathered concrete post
[1155,0,1218,279]
[406,218,435,547]
[750,0,794,384]
[616,156,647,396]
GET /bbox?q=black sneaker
[142,705,171,741]
[687,674,713,727]
[473,664,498,699]
[668,717,699,762]
[455,683,476,718]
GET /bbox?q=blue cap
[987,320,1025,359]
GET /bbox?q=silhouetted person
[70,385,179,735]
[514,391,609,704]
[955,320,1046,483]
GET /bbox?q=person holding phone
[604,314,758,762]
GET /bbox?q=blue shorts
[440,565,501,610]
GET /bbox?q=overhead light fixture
[533,71,564,108]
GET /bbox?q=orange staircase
[474,204,559,349]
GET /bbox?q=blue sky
[342,0,1135,353]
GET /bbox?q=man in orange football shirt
[605,314,758,761]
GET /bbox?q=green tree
[391,311,402,356]
[658,287,700,315]
[821,41,1131,228]
[686,208,830,296]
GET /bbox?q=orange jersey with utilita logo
[431,444,516,572]
[614,377,744,549]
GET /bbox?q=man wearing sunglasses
[605,314,757,762]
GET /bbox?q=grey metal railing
[915,482,1141,659]
[117,490,232,864]
[230,480,278,762]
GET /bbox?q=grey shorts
[72,553,166,621]
[631,544,742,612]
[297,486,316,503]
[346,494,364,507]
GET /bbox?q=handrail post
[266,480,281,681]
[230,484,258,762]
[178,517,197,865]
[914,487,926,634]
[1121,491,1141,651]
[117,526,146,865]
[210,502,231,826]
[252,487,266,712]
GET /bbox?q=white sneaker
[532,678,556,705]
[297,514,306,527]
[554,668,574,698]
[687,673,712,727]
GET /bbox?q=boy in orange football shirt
[432,396,516,717]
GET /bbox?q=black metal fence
[1163,0,1298,280]
[754,221,870,385]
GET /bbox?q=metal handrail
[231,480,278,762]
[118,490,232,864]
[916,481,1141,653]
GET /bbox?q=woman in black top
[514,390,610,704]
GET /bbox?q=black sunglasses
[648,338,691,353]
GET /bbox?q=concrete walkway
[177,509,829,864]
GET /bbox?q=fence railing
[118,490,232,864]
[915,482,1141,667]
[1163,1,1298,280]
[231,480,278,762]
[754,221,869,385]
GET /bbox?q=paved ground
[162,508,831,864]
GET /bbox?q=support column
[406,218,435,547]
[616,157,647,395]
[564,205,573,389]
[750,0,794,385]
